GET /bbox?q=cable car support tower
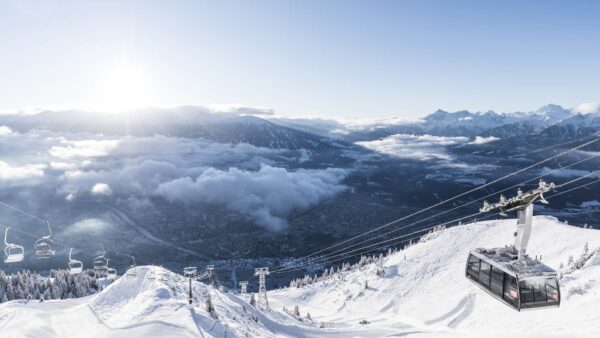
[480,179,555,262]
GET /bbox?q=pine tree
[294,305,300,316]
[206,293,217,318]
[249,293,256,307]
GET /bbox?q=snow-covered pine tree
[206,293,217,318]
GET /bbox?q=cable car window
[479,260,491,287]
[520,279,549,303]
[467,255,479,278]
[490,267,504,295]
[503,274,518,305]
[546,279,560,303]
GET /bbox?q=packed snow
[1,216,599,337]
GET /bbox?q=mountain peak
[533,104,571,121]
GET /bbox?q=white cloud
[49,139,120,159]
[0,125,15,136]
[64,218,112,235]
[0,161,46,181]
[50,161,78,170]
[91,183,112,195]
[356,134,468,161]
[468,136,500,145]
[574,102,600,114]
[155,165,347,231]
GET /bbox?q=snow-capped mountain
[2,216,599,337]
[337,104,575,140]
[540,112,600,139]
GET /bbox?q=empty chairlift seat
[94,254,108,273]
[34,221,55,259]
[68,248,83,274]
[4,227,25,263]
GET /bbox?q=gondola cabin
[466,248,560,311]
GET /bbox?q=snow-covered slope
[1,216,599,337]
[0,266,321,338]
[270,216,600,337]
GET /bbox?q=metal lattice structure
[239,281,248,294]
[183,267,197,304]
[254,267,270,308]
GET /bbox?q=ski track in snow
[1,216,600,337]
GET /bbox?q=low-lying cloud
[356,134,468,161]
[574,102,600,114]
[91,183,112,195]
[155,165,347,231]
[0,161,46,181]
[468,136,500,145]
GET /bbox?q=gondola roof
[471,247,557,277]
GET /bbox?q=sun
[97,65,149,113]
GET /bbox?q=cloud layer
[0,128,347,231]
[156,165,347,231]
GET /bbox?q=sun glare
[97,65,149,113]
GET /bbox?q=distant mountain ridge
[336,103,587,141]
[0,107,337,150]
[2,103,599,148]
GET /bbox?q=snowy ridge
[1,217,600,337]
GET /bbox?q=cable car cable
[273,174,599,274]
[273,154,600,270]
[269,137,599,271]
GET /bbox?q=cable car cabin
[466,248,560,311]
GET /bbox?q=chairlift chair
[127,256,137,277]
[4,227,24,263]
[93,254,108,272]
[106,259,117,279]
[34,220,55,259]
[68,248,83,274]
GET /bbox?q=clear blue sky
[1,0,599,118]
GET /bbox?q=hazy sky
[1,0,599,118]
